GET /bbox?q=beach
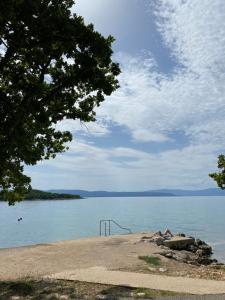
[0,232,225,281]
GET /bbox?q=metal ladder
[99,219,132,236]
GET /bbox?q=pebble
[159,267,167,272]
[46,293,60,300]
[136,292,145,296]
[96,295,107,299]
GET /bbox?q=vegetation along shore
[0,189,81,201]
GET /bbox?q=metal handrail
[99,219,132,236]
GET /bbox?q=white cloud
[132,129,171,143]
[27,139,218,190]
[56,119,110,137]
[94,0,225,147]
[154,0,225,73]
[28,0,225,190]
[68,0,225,147]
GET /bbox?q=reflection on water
[0,196,225,261]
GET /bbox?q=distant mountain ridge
[48,190,175,197]
[48,188,225,198]
[154,188,225,196]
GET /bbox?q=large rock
[163,236,195,250]
[151,236,165,246]
[198,244,212,256]
[141,231,220,266]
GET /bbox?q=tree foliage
[25,189,80,200]
[0,0,120,204]
[209,155,225,189]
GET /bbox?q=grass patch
[133,287,185,298]
[9,279,35,295]
[0,279,188,299]
[139,255,161,267]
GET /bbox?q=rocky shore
[140,231,224,267]
[1,232,225,283]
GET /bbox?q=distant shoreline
[0,198,81,202]
[0,189,81,201]
[48,188,225,198]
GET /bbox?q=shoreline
[0,232,224,264]
[1,232,225,282]
[0,233,108,251]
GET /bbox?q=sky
[26,0,225,191]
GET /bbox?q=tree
[0,0,120,204]
[209,155,225,189]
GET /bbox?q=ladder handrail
[99,219,132,236]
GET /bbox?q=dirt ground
[0,233,225,281]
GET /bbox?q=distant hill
[154,188,225,196]
[48,188,225,198]
[48,190,175,197]
[25,189,81,200]
[0,189,81,201]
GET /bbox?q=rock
[196,256,213,265]
[141,236,152,240]
[165,252,174,258]
[196,249,204,257]
[154,236,165,246]
[199,244,212,256]
[172,251,190,263]
[142,231,217,266]
[163,236,195,250]
[148,267,156,271]
[195,239,205,246]
[160,249,200,265]
[187,260,197,265]
[210,263,220,269]
[215,262,224,266]
[159,245,168,250]
[136,292,145,297]
[157,250,175,257]
[59,296,69,300]
[159,267,167,272]
[187,244,198,252]
[96,295,108,299]
[46,293,60,300]
[177,233,186,237]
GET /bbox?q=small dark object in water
[17,217,23,222]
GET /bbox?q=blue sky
[26,0,225,191]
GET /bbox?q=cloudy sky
[26,0,225,191]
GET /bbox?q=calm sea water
[0,196,225,261]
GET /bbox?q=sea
[0,196,225,262]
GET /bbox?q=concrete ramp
[45,266,225,295]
